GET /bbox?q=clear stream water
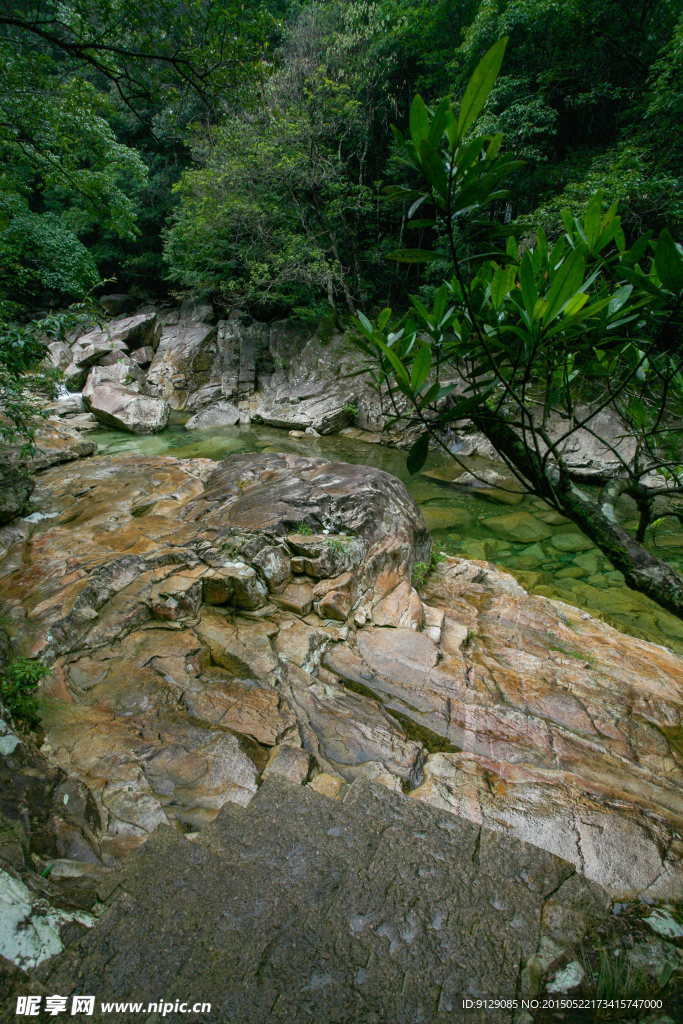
[90,422,683,656]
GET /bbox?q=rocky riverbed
[1,446,683,1018]
[2,299,683,1017]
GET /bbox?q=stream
[90,422,683,655]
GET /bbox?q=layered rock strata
[0,452,681,903]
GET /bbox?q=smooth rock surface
[32,776,604,1023]
[83,371,170,435]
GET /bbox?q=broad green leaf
[543,249,586,323]
[410,344,431,391]
[405,218,437,229]
[377,308,392,331]
[607,285,633,316]
[418,382,441,410]
[620,266,666,298]
[456,37,508,140]
[351,312,374,339]
[387,249,440,263]
[408,195,429,219]
[428,96,451,148]
[654,229,683,293]
[407,432,430,475]
[490,265,513,310]
[436,386,496,424]
[409,95,430,149]
[563,293,589,317]
[372,334,411,387]
[620,231,652,269]
[583,192,602,250]
[520,250,538,317]
[420,139,449,200]
[506,235,519,261]
[533,297,549,320]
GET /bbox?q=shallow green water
[91,423,683,655]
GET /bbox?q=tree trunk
[471,411,683,621]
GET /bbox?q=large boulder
[0,464,33,525]
[252,379,354,434]
[99,293,135,316]
[184,401,240,430]
[75,311,161,357]
[83,368,169,434]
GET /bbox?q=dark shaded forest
[2,1,682,323]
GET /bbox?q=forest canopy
[1,0,681,321]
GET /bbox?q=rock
[96,351,146,384]
[180,298,214,322]
[201,568,235,605]
[2,419,96,473]
[76,311,161,357]
[185,402,240,430]
[64,413,98,431]
[145,320,218,410]
[0,868,95,970]
[75,336,128,368]
[253,381,354,434]
[83,363,139,391]
[129,345,156,366]
[645,908,683,939]
[314,571,358,621]
[273,581,314,616]
[183,683,296,745]
[45,340,72,370]
[0,464,34,525]
[421,506,476,531]
[370,581,424,630]
[4,451,683,905]
[148,571,203,620]
[546,961,584,994]
[33,775,596,1016]
[218,562,268,609]
[262,744,311,785]
[483,511,553,543]
[573,551,601,574]
[82,370,170,435]
[550,532,594,553]
[307,772,344,799]
[99,294,135,316]
[62,362,88,390]
[251,545,292,589]
[42,394,85,417]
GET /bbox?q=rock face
[0,464,34,525]
[0,452,682,905]
[146,309,306,413]
[0,454,428,860]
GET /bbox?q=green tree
[0,0,276,311]
[351,39,683,622]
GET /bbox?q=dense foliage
[165,0,683,319]
[350,39,683,622]
[1,1,681,320]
